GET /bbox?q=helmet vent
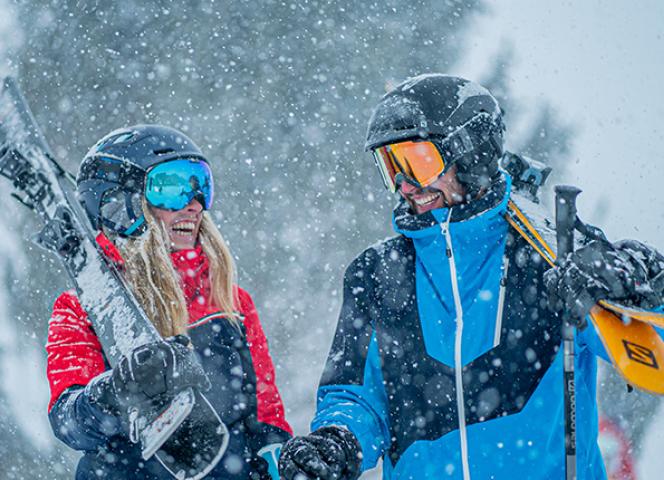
[153,148,176,155]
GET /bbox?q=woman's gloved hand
[86,335,210,414]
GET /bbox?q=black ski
[0,76,228,480]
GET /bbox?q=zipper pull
[440,221,453,258]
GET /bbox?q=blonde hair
[120,202,238,337]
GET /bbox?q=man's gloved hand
[87,335,210,414]
[543,239,656,328]
[279,426,362,480]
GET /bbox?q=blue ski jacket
[312,175,652,480]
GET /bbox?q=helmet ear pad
[449,133,503,197]
[76,160,148,237]
[77,179,118,231]
[455,150,500,196]
[99,188,147,237]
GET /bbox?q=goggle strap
[490,129,504,157]
[441,118,501,161]
[125,191,140,220]
[458,127,475,153]
[123,215,145,236]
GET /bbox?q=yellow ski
[597,300,664,328]
[590,305,664,394]
[506,195,664,394]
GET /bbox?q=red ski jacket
[46,244,291,437]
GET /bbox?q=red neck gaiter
[170,245,214,321]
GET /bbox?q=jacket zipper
[441,218,471,480]
[493,256,509,348]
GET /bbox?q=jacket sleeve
[578,320,611,362]
[46,291,122,450]
[238,287,292,439]
[47,291,106,409]
[49,384,123,451]
[311,249,391,471]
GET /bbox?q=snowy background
[0,0,662,478]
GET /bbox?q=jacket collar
[393,173,512,239]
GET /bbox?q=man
[279,74,664,479]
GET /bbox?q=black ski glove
[543,239,663,328]
[279,426,362,480]
[87,335,211,414]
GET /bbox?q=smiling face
[149,198,204,250]
[398,164,467,215]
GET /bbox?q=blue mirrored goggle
[145,159,214,211]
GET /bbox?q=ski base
[133,388,196,460]
[156,391,229,480]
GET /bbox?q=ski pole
[555,185,582,480]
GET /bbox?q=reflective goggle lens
[373,148,400,192]
[145,159,214,211]
[373,141,445,192]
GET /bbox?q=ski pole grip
[554,185,582,262]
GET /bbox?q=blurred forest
[0,0,655,478]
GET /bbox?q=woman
[46,125,292,479]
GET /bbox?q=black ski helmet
[77,124,209,237]
[365,74,505,193]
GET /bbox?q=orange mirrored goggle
[372,140,446,193]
